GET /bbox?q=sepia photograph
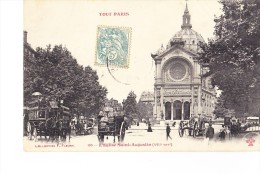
[1,0,260,173]
[22,0,260,152]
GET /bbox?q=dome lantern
[181,2,192,29]
[166,1,205,53]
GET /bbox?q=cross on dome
[185,0,189,13]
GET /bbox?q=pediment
[154,44,198,60]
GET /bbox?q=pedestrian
[147,123,153,132]
[209,118,212,124]
[219,125,226,141]
[237,119,241,132]
[205,123,214,140]
[225,125,231,140]
[166,124,172,140]
[231,122,236,137]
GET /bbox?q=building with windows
[152,3,216,121]
[24,31,36,59]
[104,98,123,115]
[24,31,37,74]
[139,91,154,105]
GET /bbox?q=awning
[32,92,42,96]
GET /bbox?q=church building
[152,3,217,122]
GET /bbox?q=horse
[75,122,83,135]
[46,117,55,141]
[38,121,47,140]
[55,118,71,142]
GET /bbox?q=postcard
[23,0,260,151]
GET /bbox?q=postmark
[95,25,131,68]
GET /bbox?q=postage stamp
[95,26,132,68]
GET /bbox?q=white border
[0,1,259,173]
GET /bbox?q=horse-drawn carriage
[224,116,260,136]
[178,115,209,138]
[97,111,127,143]
[26,97,71,142]
[74,116,95,135]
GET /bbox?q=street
[23,123,260,152]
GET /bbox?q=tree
[198,0,260,116]
[123,91,138,117]
[213,95,229,118]
[24,45,107,116]
[136,100,153,120]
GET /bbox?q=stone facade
[151,3,216,121]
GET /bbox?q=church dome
[166,28,205,52]
[166,3,205,53]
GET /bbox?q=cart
[178,116,208,138]
[97,114,126,143]
[26,97,71,142]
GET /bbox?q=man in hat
[166,124,172,140]
[206,123,214,140]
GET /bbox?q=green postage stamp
[95,26,132,68]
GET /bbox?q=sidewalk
[129,123,178,130]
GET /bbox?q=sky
[24,0,222,102]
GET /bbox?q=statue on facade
[161,111,164,120]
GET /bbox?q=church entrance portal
[165,102,171,120]
[173,100,182,120]
[184,101,190,120]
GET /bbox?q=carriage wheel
[188,128,193,136]
[90,129,93,134]
[178,122,184,137]
[33,127,38,141]
[201,121,206,137]
[193,122,199,138]
[27,122,32,140]
[119,122,126,142]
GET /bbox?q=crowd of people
[162,118,245,142]
[218,121,242,141]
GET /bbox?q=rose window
[169,63,186,80]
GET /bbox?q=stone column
[161,89,165,120]
[171,101,173,120]
[198,86,202,115]
[191,86,194,115]
[157,62,162,83]
[181,101,184,120]
[154,88,157,119]
[194,60,197,77]
[155,62,158,81]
